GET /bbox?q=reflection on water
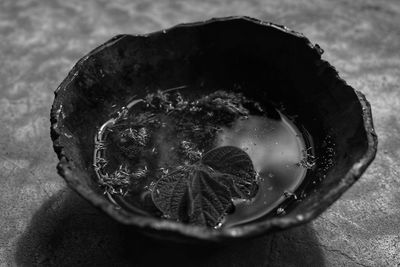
[217,114,308,227]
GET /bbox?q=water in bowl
[93,87,314,227]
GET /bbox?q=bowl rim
[50,16,378,242]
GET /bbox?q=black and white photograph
[0,0,398,266]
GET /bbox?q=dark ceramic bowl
[50,16,377,243]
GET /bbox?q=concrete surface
[0,0,399,266]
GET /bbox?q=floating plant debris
[94,88,314,227]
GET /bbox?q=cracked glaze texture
[0,0,399,266]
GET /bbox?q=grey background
[1,0,399,266]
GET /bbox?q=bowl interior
[51,17,377,242]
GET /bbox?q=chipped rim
[50,16,378,242]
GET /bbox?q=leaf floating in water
[189,166,233,226]
[151,167,193,221]
[152,146,258,227]
[202,146,258,199]
[152,165,233,226]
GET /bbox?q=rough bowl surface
[50,16,377,243]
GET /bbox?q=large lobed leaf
[152,146,258,227]
[202,146,259,199]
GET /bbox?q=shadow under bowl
[50,16,377,243]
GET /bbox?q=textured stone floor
[1,0,400,266]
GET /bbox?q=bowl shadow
[15,187,326,267]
